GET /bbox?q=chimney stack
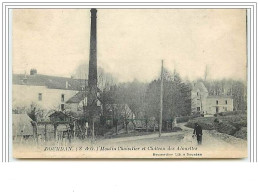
[88,8,97,88]
[87,8,98,111]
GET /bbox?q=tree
[72,63,118,91]
[144,68,191,130]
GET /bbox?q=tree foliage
[145,68,191,122]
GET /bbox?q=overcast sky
[12,9,247,82]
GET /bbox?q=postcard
[12,8,247,158]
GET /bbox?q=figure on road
[193,123,203,145]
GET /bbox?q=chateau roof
[192,81,208,93]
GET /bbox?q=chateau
[191,81,234,115]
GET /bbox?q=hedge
[185,117,215,130]
[175,114,200,123]
[217,110,246,116]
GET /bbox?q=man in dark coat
[193,123,203,145]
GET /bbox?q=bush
[229,120,247,129]
[185,117,215,130]
[218,110,246,116]
[219,115,247,128]
[234,127,247,140]
[176,116,192,123]
[185,114,247,139]
[176,114,200,123]
[215,122,238,136]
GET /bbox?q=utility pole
[159,60,164,137]
[92,120,95,141]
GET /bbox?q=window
[38,93,42,101]
[197,107,200,111]
[61,104,65,111]
[197,92,199,96]
[61,94,65,102]
[216,100,218,105]
[225,100,228,104]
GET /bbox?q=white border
[0,1,257,162]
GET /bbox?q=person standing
[193,123,203,145]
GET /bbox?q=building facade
[191,81,233,115]
[191,81,209,114]
[12,70,85,113]
[66,91,101,112]
[204,96,234,114]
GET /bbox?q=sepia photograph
[12,8,247,158]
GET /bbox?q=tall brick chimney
[87,8,98,119]
[88,8,97,89]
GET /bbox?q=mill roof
[66,91,87,103]
[66,89,102,104]
[13,74,86,91]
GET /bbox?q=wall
[204,97,234,114]
[13,84,78,111]
[191,88,208,113]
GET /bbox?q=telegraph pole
[159,60,164,137]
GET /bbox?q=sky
[12,9,247,82]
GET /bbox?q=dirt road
[13,123,247,158]
[177,123,247,158]
[91,123,247,158]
